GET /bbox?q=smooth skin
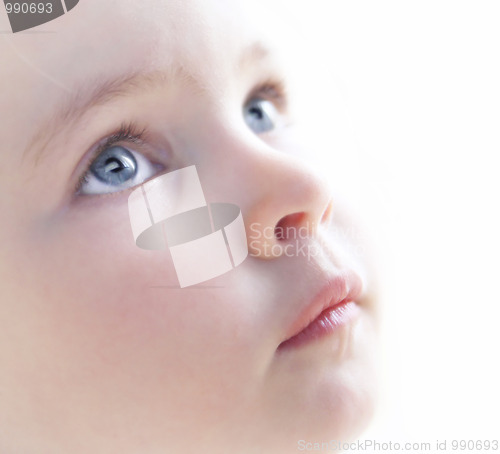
[0,1,377,453]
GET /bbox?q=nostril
[275,212,307,241]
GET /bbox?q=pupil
[249,106,264,120]
[105,157,124,173]
[91,146,137,185]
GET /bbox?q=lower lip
[278,301,361,351]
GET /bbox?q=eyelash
[74,79,287,194]
[247,78,287,110]
[75,122,148,194]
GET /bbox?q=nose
[241,149,333,259]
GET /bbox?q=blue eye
[79,145,159,195]
[243,98,278,134]
[91,146,137,185]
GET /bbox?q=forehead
[0,0,297,157]
[1,0,291,88]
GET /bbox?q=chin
[309,333,378,443]
[317,373,377,443]
[264,320,378,451]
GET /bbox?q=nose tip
[244,160,334,259]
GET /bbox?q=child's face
[0,1,377,452]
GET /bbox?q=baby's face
[0,1,377,452]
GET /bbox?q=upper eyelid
[80,124,148,171]
[246,79,288,111]
[91,123,147,160]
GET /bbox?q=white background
[290,1,500,446]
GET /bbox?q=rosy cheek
[29,200,190,334]
[21,199,255,364]
[9,194,268,424]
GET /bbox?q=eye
[76,123,165,196]
[243,97,279,134]
[78,145,159,195]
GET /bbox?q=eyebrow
[25,42,272,167]
[25,70,168,167]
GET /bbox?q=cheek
[7,202,262,435]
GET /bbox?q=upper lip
[280,270,364,344]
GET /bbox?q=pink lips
[278,272,363,350]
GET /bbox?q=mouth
[277,272,363,351]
